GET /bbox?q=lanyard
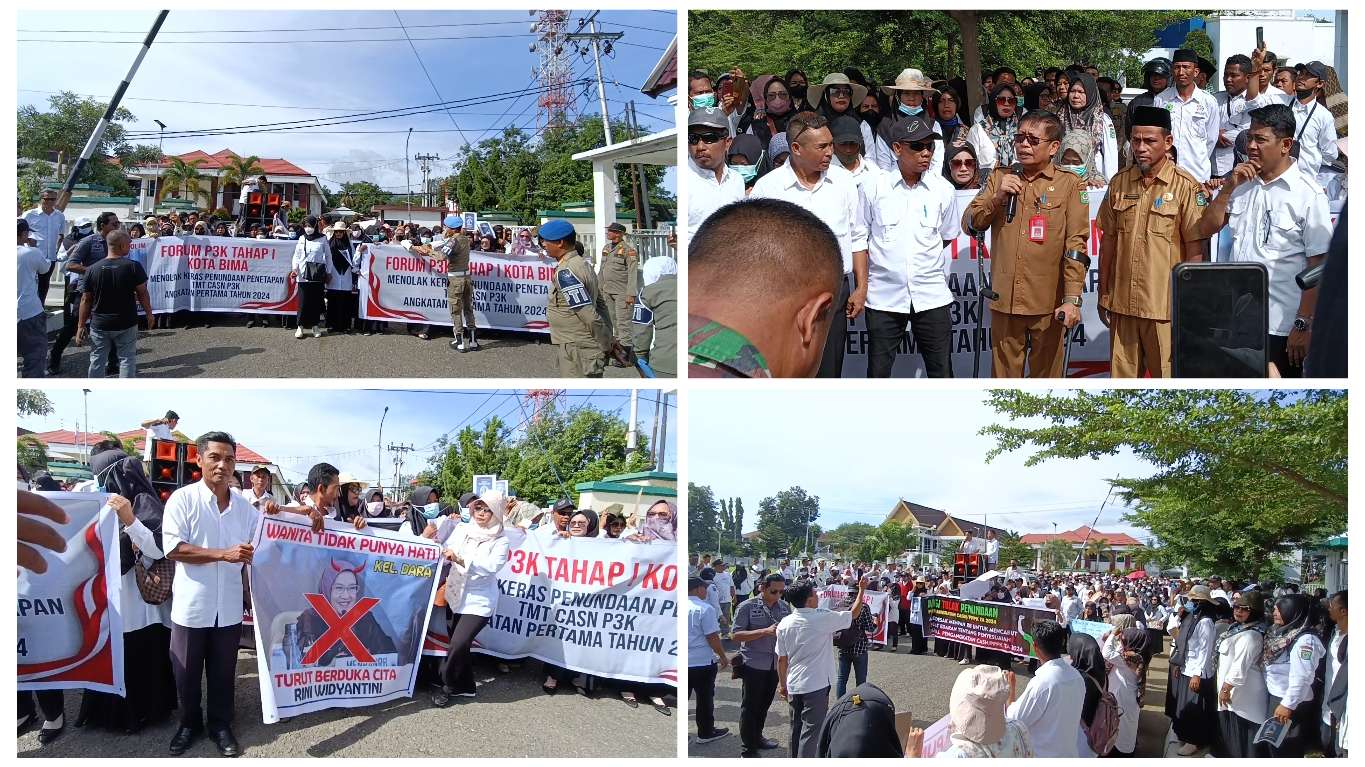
[1296,101,1319,142]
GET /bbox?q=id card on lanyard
[1028,194,1048,243]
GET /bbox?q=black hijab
[571,508,600,537]
[31,472,61,491]
[1068,632,1107,726]
[943,142,980,190]
[329,228,353,275]
[91,449,165,574]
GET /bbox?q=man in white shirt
[776,578,865,757]
[712,558,735,632]
[1060,585,1082,626]
[861,117,957,378]
[22,189,65,307]
[960,529,983,556]
[1287,62,1339,177]
[687,107,746,238]
[240,466,275,510]
[1153,49,1222,183]
[17,220,50,378]
[984,529,1001,570]
[1007,620,1085,757]
[1197,103,1332,377]
[687,576,731,744]
[1213,54,1258,179]
[1249,47,1294,108]
[750,112,869,379]
[140,411,180,464]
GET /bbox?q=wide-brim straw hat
[810,72,869,110]
[882,68,937,95]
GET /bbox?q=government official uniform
[963,163,1089,377]
[543,220,613,377]
[439,216,476,348]
[599,223,639,352]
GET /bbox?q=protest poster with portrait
[131,236,299,315]
[817,584,893,644]
[922,596,1055,658]
[358,243,554,333]
[249,516,441,723]
[423,534,678,686]
[18,493,125,696]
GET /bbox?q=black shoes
[209,728,240,757]
[430,689,455,708]
[36,725,64,745]
[169,725,201,755]
[758,738,779,749]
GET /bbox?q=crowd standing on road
[687,555,1348,758]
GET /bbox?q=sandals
[652,698,672,716]
[620,691,639,708]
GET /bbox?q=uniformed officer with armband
[963,109,1089,377]
[1096,105,1208,377]
[599,221,638,364]
[541,219,613,377]
[438,214,477,352]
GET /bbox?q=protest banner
[1069,618,1112,643]
[18,493,125,696]
[922,596,1054,658]
[131,235,299,315]
[817,584,892,644]
[249,516,442,723]
[919,712,955,757]
[358,243,553,334]
[423,533,678,685]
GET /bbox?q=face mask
[898,102,923,117]
[789,85,807,101]
[859,109,879,122]
[421,236,432,244]
[421,502,442,519]
[691,93,717,109]
[461,509,471,523]
[1061,163,1088,178]
[304,227,315,235]
[366,501,384,515]
[371,234,384,242]
[1295,88,1313,100]
[729,163,758,182]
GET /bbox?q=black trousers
[325,289,354,332]
[18,690,64,723]
[48,287,81,369]
[439,610,489,695]
[1321,719,1340,757]
[169,622,239,731]
[864,304,953,378]
[1214,710,1258,759]
[1268,333,1303,378]
[688,662,718,737]
[909,622,928,653]
[898,609,912,637]
[738,664,778,751]
[297,281,325,329]
[37,262,55,307]
[817,275,851,378]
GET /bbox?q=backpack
[1085,688,1122,756]
[816,683,903,757]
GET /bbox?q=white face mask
[304,227,315,235]
[366,501,385,516]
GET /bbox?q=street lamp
[377,406,389,492]
[81,389,91,464]
[153,120,166,209]
[404,128,413,224]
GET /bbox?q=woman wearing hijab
[627,500,677,543]
[935,85,971,147]
[813,73,875,156]
[784,69,812,113]
[1259,593,1326,756]
[1068,632,1110,756]
[362,488,387,517]
[1170,586,1219,755]
[541,507,601,696]
[747,77,796,156]
[1213,591,1268,758]
[967,82,1021,177]
[323,222,357,334]
[431,490,510,706]
[943,142,982,191]
[1023,82,1055,114]
[1056,129,1104,191]
[294,559,399,666]
[291,214,330,339]
[613,500,677,713]
[1059,73,1119,183]
[925,665,1033,757]
[1102,627,1145,757]
[725,133,764,192]
[333,480,366,523]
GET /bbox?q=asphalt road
[688,634,1181,758]
[40,314,652,379]
[18,650,677,758]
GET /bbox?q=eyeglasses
[995,96,1016,104]
[1012,133,1050,146]
[828,86,852,98]
[900,140,934,152]
[568,519,589,527]
[767,589,785,596]
[765,92,789,101]
[950,159,977,168]
[688,133,726,146]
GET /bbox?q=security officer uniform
[439,215,477,351]
[543,219,613,377]
[635,271,676,377]
[598,222,639,357]
[963,162,1089,377]
[1097,106,1207,377]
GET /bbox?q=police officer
[963,110,1088,378]
[541,219,612,377]
[598,221,638,364]
[437,214,477,352]
[1097,106,1208,377]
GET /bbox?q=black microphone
[1005,163,1023,224]
[1296,262,1324,291]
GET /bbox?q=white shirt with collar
[1213,89,1254,177]
[1265,632,1326,710]
[984,537,1000,560]
[23,207,66,263]
[1153,85,1222,182]
[1216,625,1269,723]
[686,156,746,238]
[749,159,868,274]
[863,166,958,314]
[1006,657,1085,757]
[1291,97,1339,175]
[1252,84,1294,107]
[960,536,983,555]
[774,605,854,695]
[1224,160,1333,335]
[142,423,174,462]
[161,480,259,629]
[1181,615,1216,677]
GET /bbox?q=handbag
[134,552,175,605]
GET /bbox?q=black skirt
[1171,672,1216,747]
[76,623,176,732]
[1214,709,1259,758]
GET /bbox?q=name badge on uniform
[632,292,653,325]
[1028,214,1047,243]
[556,269,592,309]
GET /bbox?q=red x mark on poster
[300,593,381,665]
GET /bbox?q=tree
[996,530,1034,570]
[18,91,142,193]
[18,390,54,417]
[17,160,52,210]
[333,181,393,216]
[1183,28,1216,88]
[1040,539,1076,571]
[18,436,48,476]
[689,483,720,553]
[1083,537,1111,571]
[860,520,919,563]
[755,486,820,558]
[161,157,204,204]
[938,538,963,569]
[98,430,139,457]
[221,154,265,192]
[824,522,877,560]
[982,389,1347,581]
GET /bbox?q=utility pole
[414,153,440,207]
[626,390,638,456]
[655,391,668,469]
[566,11,622,147]
[626,102,654,229]
[649,393,661,469]
[387,442,414,491]
[377,406,389,493]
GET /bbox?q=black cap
[1144,58,1171,76]
[165,410,180,420]
[700,567,715,581]
[1131,105,1172,131]
[829,114,863,145]
[1197,57,1216,77]
[459,491,478,507]
[1296,60,1327,80]
[552,498,575,513]
[606,222,627,233]
[688,576,707,591]
[890,117,939,144]
[1172,49,1198,65]
[18,218,31,235]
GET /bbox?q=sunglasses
[688,133,726,146]
[1012,133,1049,146]
[901,140,934,152]
[995,96,1016,104]
[828,86,852,98]
[950,158,977,168]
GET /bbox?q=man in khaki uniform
[437,214,478,352]
[1096,106,1208,377]
[599,221,638,364]
[540,219,612,377]
[963,110,1089,377]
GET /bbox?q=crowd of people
[18,189,678,378]
[18,426,679,756]
[688,554,1347,759]
[687,39,1346,379]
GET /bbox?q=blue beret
[538,219,575,241]
[443,214,463,229]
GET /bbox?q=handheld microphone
[1296,262,1324,291]
[1005,163,1023,224]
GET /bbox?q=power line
[18,19,542,35]
[19,33,541,45]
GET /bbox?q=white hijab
[443,490,506,606]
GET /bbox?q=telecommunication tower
[529,10,575,131]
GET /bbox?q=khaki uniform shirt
[547,252,612,348]
[599,239,639,296]
[1096,160,1207,321]
[964,163,1089,317]
[440,236,471,273]
[639,274,676,377]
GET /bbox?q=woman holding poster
[431,490,510,708]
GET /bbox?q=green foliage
[161,157,204,205]
[17,161,53,210]
[689,483,720,553]
[823,522,877,559]
[18,390,54,417]
[755,486,820,558]
[996,529,1033,569]
[424,403,651,509]
[714,497,746,555]
[99,430,139,457]
[858,520,919,563]
[288,207,307,224]
[332,181,393,216]
[18,436,49,475]
[1040,539,1077,570]
[981,390,1347,581]
[18,91,136,190]
[1183,28,1215,87]
[937,538,963,569]
[220,154,265,191]
[441,115,675,225]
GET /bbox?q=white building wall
[1205,14,1337,85]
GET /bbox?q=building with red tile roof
[25,428,280,490]
[1019,525,1146,572]
[127,148,323,217]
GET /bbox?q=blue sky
[21,388,676,488]
[689,389,1160,542]
[17,9,677,196]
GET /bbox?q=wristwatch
[1062,296,1082,307]
[1293,315,1312,332]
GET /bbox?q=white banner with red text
[358,243,555,334]
[130,236,299,315]
[422,533,678,686]
[817,584,893,645]
[248,517,441,723]
[18,493,125,696]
